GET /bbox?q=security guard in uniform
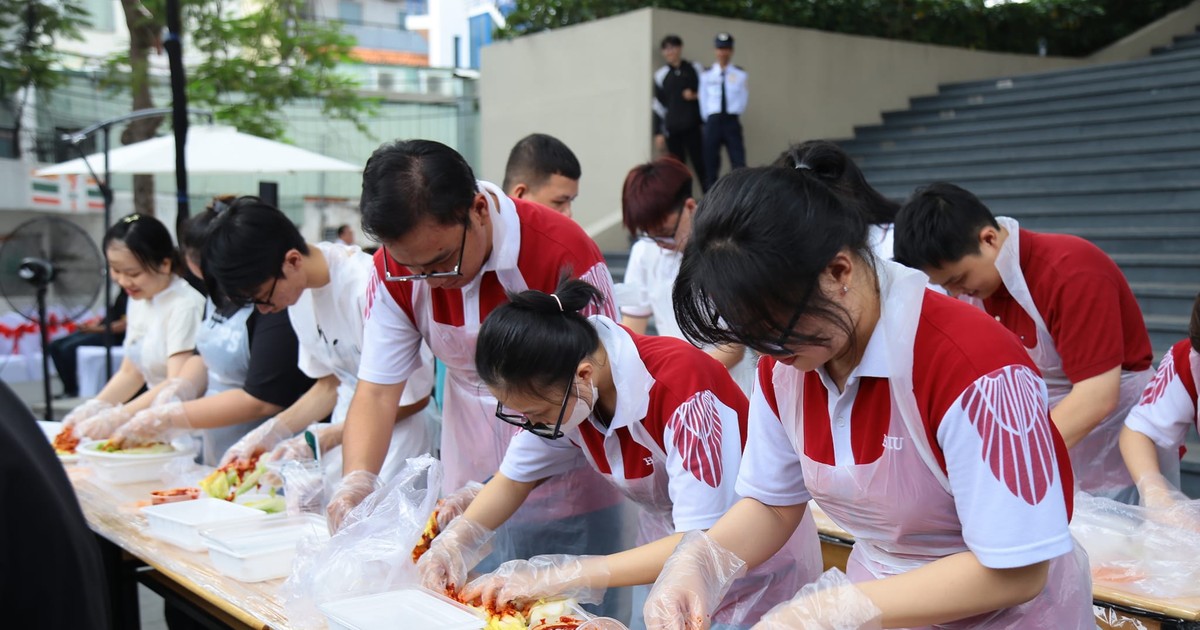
[699,32,748,191]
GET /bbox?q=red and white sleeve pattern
[936,364,1074,569]
[662,391,744,531]
[1125,342,1198,450]
[357,267,426,385]
[734,359,812,507]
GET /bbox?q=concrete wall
[1088,0,1200,63]
[480,8,1081,250]
[480,10,653,250]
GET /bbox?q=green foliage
[102,0,375,141]
[498,0,1194,57]
[0,0,87,99]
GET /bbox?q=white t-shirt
[123,275,205,387]
[737,286,1075,570]
[288,242,431,422]
[1124,340,1199,450]
[499,316,747,532]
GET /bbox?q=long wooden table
[809,506,1200,630]
[68,465,289,630]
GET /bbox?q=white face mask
[557,379,597,436]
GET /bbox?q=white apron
[194,302,264,466]
[778,262,1093,629]
[990,217,1172,501]
[577,419,822,628]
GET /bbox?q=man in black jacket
[653,34,708,191]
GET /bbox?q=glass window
[337,0,362,24]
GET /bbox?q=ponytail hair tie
[551,293,564,312]
[795,163,813,171]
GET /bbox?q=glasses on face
[494,379,574,440]
[384,223,469,282]
[746,303,809,356]
[248,275,279,308]
[637,210,684,248]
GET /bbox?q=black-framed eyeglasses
[749,303,808,356]
[494,379,574,439]
[384,223,469,282]
[248,275,279,308]
[637,209,684,249]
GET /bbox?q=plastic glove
[108,402,191,448]
[644,531,748,630]
[752,568,882,630]
[152,377,200,407]
[464,554,610,609]
[218,417,293,467]
[1136,473,1200,532]
[326,470,382,534]
[437,481,485,529]
[62,399,116,429]
[264,424,344,465]
[417,517,496,592]
[75,405,134,440]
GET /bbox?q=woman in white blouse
[63,213,206,438]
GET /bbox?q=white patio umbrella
[36,124,361,175]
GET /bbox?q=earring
[842,285,849,294]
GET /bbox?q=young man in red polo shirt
[894,182,1176,503]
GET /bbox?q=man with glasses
[200,198,436,481]
[333,139,629,615]
[618,157,754,393]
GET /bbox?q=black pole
[102,126,113,381]
[36,285,51,421]
[165,0,189,233]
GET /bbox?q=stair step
[855,99,1200,140]
[849,131,1200,169]
[1107,254,1200,285]
[910,67,1200,112]
[1039,226,1200,255]
[863,150,1200,185]
[873,167,1200,199]
[1129,282,1200,317]
[884,84,1200,126]
[937,49,1200,95]
[1145,314,1192,352]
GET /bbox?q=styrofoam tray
[201,513,328,582]
[141,498,267,551]
[318,588,486,630]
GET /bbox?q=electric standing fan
[0,218,105,420]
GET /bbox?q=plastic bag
[281,454,443,630]
[281,460,325,517]
[1070,492,1200,599]
[159,454,213,490]
[1092,606,1149,630]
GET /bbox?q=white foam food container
[141,498,267,551]
[200,513,328,582]
[76,439,195,484]
[318,587,486,630]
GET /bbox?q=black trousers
[665,125,708,192]
[703,114,746,190]
[48,332,118,396]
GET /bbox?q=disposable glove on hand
[75,405,134,440]
[325,469,381,534]
[644,530,748,630]
[108,402,191,448]
[218,417,292,468]
[436,481,485,529]
[416,517,496,593]
[751,568,882,630]
[463,554,610,609]
[63,399,116,429]
[152,377,200,407]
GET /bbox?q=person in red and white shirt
[333,140,627,615]
[644,167,1092,629]
[1121,294,1200,517]
[417,278,821,628]
[894,182,1162,504]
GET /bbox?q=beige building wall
[481,7,1162,250]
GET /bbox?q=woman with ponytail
[417,276,821,628]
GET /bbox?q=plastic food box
[76,440,195,484]
[200,513,328,582]
[141,498,267,551]
[318,588,487,630]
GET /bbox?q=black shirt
[654,59,704,134]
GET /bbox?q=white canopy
[36,125,360,175]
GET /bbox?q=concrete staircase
[837,40,1200,496]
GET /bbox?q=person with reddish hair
[619,157,753,392]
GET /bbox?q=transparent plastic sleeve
[436,480,485,529]
[280,454,443,630]
[751,568,883,630]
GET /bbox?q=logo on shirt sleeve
[1139,350,1176,406]
[961,365,1056,505]
[668,391,725,488]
